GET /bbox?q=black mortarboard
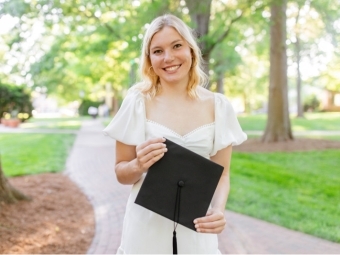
[135,138,224,254]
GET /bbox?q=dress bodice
[146,120,215,159]
[103,87,247,156]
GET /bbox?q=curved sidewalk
[64,119,340,254]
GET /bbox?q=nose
[164,50,174,63]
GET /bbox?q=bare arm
[194,145,232,233]
[115,137,167,185]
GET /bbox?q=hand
[135,137,167,173]
[193,208,226,234]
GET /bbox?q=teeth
[165,65,180,71]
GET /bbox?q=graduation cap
[135,138,224,254]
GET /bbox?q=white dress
[103,88,247,254]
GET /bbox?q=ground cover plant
[238,112,340,131]
[228,149,340,243]
[21,117,88,130]
[0,133,76,176]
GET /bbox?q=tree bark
[294,4,304,118]
[0,157,31,206]
[262,0,293,142]
[216,73,225,94]
[296,35,304,118]
[185,0,212,79]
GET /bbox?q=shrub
[303,94,320,112]
[0,83,33,122]
[78,99,103,116]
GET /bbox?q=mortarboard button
[178,181,185,187]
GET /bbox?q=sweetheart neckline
[146,119,215,138]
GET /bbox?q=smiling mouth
[163,65,181,71]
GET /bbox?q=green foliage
[78,99,103,116]
[0,0,31,18]
[303,94,321,112]
[0,0,339,115]
[0,133,76,176]
[0,82,33,121]
[23,0,186,102]
[228,149,340,243]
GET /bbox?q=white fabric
[211,92,247,156]
[103,88,247,254]
[103,89,146,145]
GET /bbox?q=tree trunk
[216,73,224,94]
[296,35,304,118]
[243,92,251,114]
[185,0,212,79]
[294,4,304,118]
[0,157,31,206]
[262,0,293,142]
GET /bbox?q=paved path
[7,120,340,254]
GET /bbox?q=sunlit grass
[300,135,340,141]
[20,117,90,130]
[228,150,340,243]
[0,133,76,176]
[238,112,340,131]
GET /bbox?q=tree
[262,0,293,142]
[0,83,33,122]
[0,156,31,206]
[287,0,334,118]
[292,1,305,118]
[184,0,264,84]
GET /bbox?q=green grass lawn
[227,149,340,243]
[0,133,76,176]
[238,112,340,131]
[2,113,339,243]
[21,116,90,130]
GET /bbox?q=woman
[104,14,247,254]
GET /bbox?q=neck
[159,79,189,99]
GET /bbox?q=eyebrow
[150,39,183,51]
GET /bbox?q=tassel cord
[173,185,182,254]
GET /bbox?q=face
[149,26,192,87]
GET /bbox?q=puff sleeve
[211,93,247,156]
[103,89,146,146]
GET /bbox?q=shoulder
[196,86,214,103]
[124,84,145,100]
[212,92,232,107]
[196,86,231,106]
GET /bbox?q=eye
[153,49,162,54]
[174,44,182,49]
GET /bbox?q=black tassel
[173,182,183,254]
[173,230,177,254]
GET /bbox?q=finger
[195,214,226,234]
[195,218,226,231]
[138,147,168,166]
[194,212,223,224]
[136,141,166,159]
[137,137,165,151]
[143,151,166,169]
[196,225,225,234]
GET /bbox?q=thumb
[206,209,213,216]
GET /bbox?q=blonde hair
[136,14,208,98]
